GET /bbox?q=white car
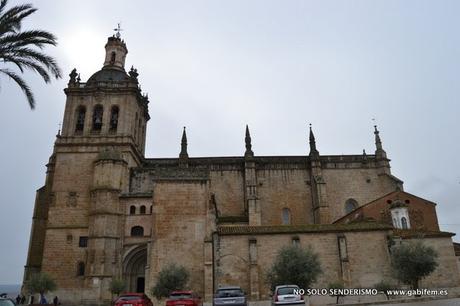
[272,285,305,306]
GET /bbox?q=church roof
[217,222,392,236]
[86,67,130,85]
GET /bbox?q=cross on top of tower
[113,23,123,39]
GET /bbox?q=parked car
[0,297,16,306]
[213,286,246,306]
[114,293,153,306]
[272,285,305,306]
[166,291,202,306]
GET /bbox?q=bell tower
[103,36,128,70]
[24,33,150,305]
[60,34,149,158]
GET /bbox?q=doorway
[123,246,147,293]
[136,277,145,293]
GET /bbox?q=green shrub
[151,264,189,299]
[391,241,438,289]
[267,245,322,291]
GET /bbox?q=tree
[151,264,189,299]
[374,280,395,300]
[110,278,126,299]
[0,0,62,109]
[26,272,57,304]
[267,245,322,291]
[328,281,344,304]
[391,240,438,289]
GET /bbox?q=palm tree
[0,0,61,109]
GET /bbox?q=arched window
[345,199,358,214]
[401,217,408,229]
[110,51,116,64]
[282,208,291,225]
[129,206,136,215]
[140,205,146,214]
[77,261,85,276]
[92,105,103,131]
[109,106,119,132]
[131,226,144,237]
[75,106,86,133]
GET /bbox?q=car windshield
[169,293,193,299]
[216,289,244,297]
[277,287,298,295]
[0,300,15,306]
[117,295,142,301]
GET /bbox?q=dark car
[166,291,202,306]
[114,293,153,306]
[0,298,16,306]
[213,286,246,306]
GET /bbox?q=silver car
[213,286,247,306]
[272,285,305,306]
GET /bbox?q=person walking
[53,296,59,306]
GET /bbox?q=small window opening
[345,199,358,214]
[92,105,103,131]
[75,106,86,133]
[282,208,291,225]
[77,261,85,276]
[401,217,408,229]
[109,106,119,132]
[131,226,144,237]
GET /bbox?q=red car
[166,291,202,306]
[114,293,154,306]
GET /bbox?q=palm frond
[0,1,61,109]
[0,68,35,108]
[0,3,35,34]
[1,55,51,82]
[0,30,57,48]
[0,0,8,16]
[6,47,62,79]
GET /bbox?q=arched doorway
[123,246,147,293]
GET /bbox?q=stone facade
[23,36,460,305]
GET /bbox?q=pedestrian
[30,294,34,305]
[53,296,59,306]
[21,295,26,304]
[16,295,21,304]
[39,294,47,304]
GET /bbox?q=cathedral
[23,35,460,305]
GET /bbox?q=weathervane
[113,23,123,38]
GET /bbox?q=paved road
[374,298,460,306]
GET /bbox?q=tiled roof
[217,222,392,236]
[392,229,455,238]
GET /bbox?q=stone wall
[322,168,399,222]
[210,170,245,216]
[216,228,393,300]
[149,180,210,298]
[406,237,460,288]
[257,169,313,225]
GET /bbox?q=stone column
[204,239,214,302]
[337,234,351,285]
[249,238,260,300]
[245,159,260,226]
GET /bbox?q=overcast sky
[1,0,460,285]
